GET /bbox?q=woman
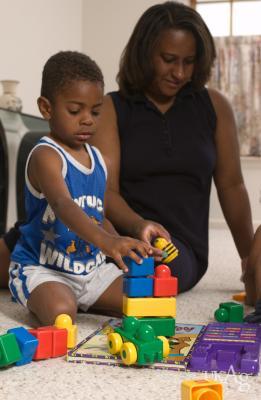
[90,1,254,295]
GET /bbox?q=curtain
[209,36,261,156]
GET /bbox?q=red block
[153,264,178,297]
[39,326,67,357]
[29,326,67,360]
[29,327,52,360]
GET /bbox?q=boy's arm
[28,146,152,271]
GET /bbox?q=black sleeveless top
[109,83,217,274]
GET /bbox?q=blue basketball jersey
[11,136,107,275]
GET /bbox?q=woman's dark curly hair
[117,1,216,96]
[41,51,104,102]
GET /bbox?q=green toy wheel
[120,342,137,365]
[107,332,123,354]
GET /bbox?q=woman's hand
[132,219,171,261]
[133,219,170,242]
[99,234,154,273]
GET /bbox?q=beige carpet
[0,229,260,400]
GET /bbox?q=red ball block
[153,264,178,297]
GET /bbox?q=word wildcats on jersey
[40,242,106,275]
[39,194,105,275]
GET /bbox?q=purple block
[188,322,261,375]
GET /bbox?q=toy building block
[153,264,178,297]
[232,291,246,303]
[138,316,175,337]
[123,295,176,317]
[123,277,154,297]
[29,327,53,360]
[124,256,154,277]
[181,379,223,400]
[188,322,261,375]
[153,237,179,264]
[7,327,38,366]
[54,314,77,348]
[214,301,243,323]
[29,326,67,359]
[0,332,22,367]
[39,326,67,357]
[107,316,169,365]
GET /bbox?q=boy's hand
[100,236,153,273]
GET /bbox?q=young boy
[8,51,154,326]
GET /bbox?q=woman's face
[148,29,196,101]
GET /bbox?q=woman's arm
[90,95,170,245]
[209,88,254,282]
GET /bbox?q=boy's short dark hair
[41,51,104,101]
[117,1,216,96]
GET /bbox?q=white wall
[0,0,82,116]
[82,0,189,94]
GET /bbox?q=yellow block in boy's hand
[123,296,176,317]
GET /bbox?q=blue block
[7,327,39,366]
[123,277,154,297]
[124,257,154,277]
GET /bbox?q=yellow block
[123,296,176,317]
[181,379,223,400]
[54,314,78,349]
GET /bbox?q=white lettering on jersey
[42,205,56,223]
[74,195,103,213]
[40,243,106,275]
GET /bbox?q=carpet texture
[0,229,260,400]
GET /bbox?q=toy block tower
[108,238,179,366]
[122,258,177,336]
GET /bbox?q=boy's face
[40,80,103,149]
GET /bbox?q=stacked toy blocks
[108,244,178,366]
[0,314,77,368]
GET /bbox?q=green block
[0,333,22,367]
[115,316,163,365]
[214,301,243,323]
[138,317,175,337]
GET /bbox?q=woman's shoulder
[207,87,233,116]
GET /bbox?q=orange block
[232,292,246,302]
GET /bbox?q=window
[194,0,261,36]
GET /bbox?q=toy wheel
[157,336,170,358]
[120,342,137,365]
[107,333,123,354]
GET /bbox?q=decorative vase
[0,80,23,112]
